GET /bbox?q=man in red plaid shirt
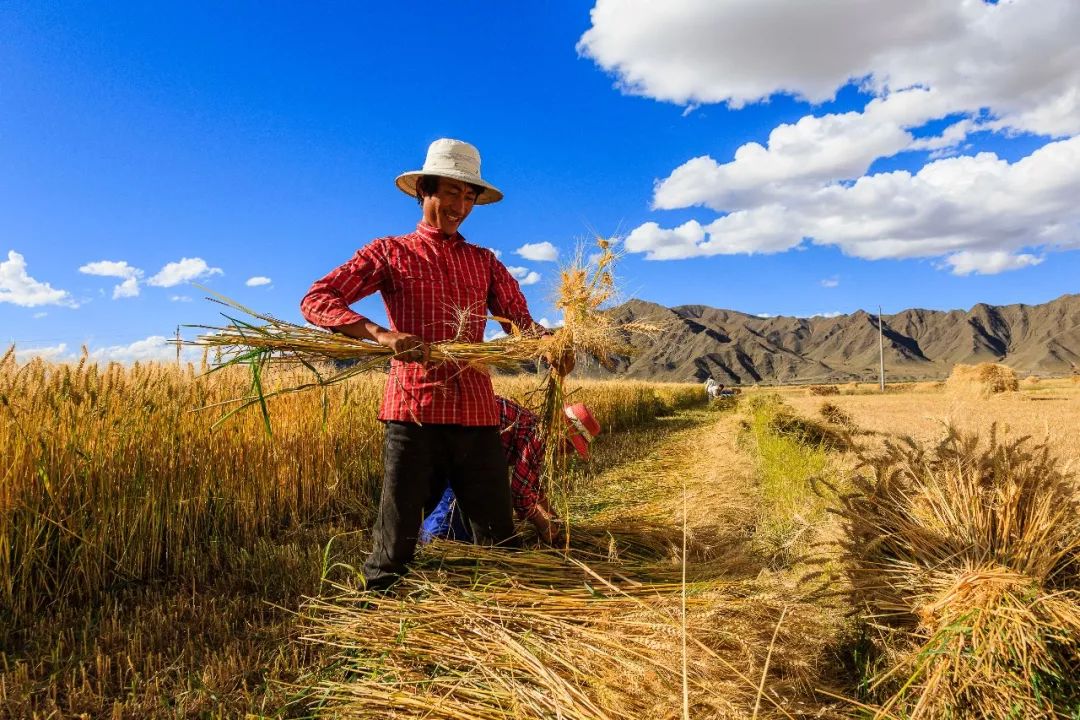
[300,139,573,591]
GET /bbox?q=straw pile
[818,401,856,432]
[299,537,834,719]
[945,362,1019,397]
[830,427,1080,718]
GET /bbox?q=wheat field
[3,351,1080,718]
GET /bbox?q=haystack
[945,362,1019,397]
[830,427,1080,718]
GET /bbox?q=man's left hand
[545,348,575,376]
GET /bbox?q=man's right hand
[374,330,430,363]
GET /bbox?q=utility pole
[878,306,885,392]
[175,325,181,366]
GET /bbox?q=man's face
[422,178,477,236]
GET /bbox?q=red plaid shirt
[497,396,547,520]
[301,222,543,425]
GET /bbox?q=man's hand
[529,507,563,546]
[544,347,576,376]
[374,330,430,363]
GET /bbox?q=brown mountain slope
[591,294,1080,384]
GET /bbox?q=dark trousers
[362,422,515,590]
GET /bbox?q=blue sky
[3,2,1079,362]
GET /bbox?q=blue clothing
[420,486,473,543]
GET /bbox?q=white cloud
[147,257,223,288]
[492,249,503,259]
[88,335,199,364]
[625,206,802,260]
[653,88,951,212]
[79,259,145,300]
[629,135,1080,272]
[506,266,542,286]
[586,0,1080,274]
[820,277,839,288]
[1,251,78,308]
[515,242,559,263]
[944,250,1044,276]
[245,276,272,287]
[14,343,68,363]
[579,0,1080,136]
[78,260,138,277]
[810,311,844,319]
[33,311,47,319]
[484,327,507,342]
[536,316,553,329]
[170,295,192,302]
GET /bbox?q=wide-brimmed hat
[395,138,504,205]
[562,403,601,460]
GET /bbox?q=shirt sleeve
[300,241,389,330]
[502,400,548,520]
[487,256,546,336]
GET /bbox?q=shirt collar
[416,221,463,244]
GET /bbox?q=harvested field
[3,358,1080,717]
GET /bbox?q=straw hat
[563,403,602,460]
[395,138,504,205]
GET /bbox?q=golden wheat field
[3,352,1080,718]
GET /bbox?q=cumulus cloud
[13,343,69,363]
[629,137,1080,272]
[653,88,952,212]
[88,335,200,364]
[1,251,78,308]
[506,266,542,286]
[147,258,223,288]
[245,276,272,287]
[580,0,1080,136]
[79,260,144,299]
[515,242,559,262]
[584,0,1080,274]
[943,250,1044,276]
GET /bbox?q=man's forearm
[334,320,431,362]
[333,318,392,343]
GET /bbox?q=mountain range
[592,293,1080,384]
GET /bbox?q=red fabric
[301,222,543,425]
[496,396,547,520]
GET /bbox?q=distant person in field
[421,397,601,545]
[300,138,574,592]
[705,377,721,399]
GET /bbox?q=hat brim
[396,170,503,205]
[567,433,590,461]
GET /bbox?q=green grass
[743,394,833,569]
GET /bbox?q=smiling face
[421,177,478,236]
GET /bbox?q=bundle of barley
[186,240,657,438]
[818,401,856,431]
[807,384,840,396]
[945,362,1019,397]
[830,427,1080,718]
